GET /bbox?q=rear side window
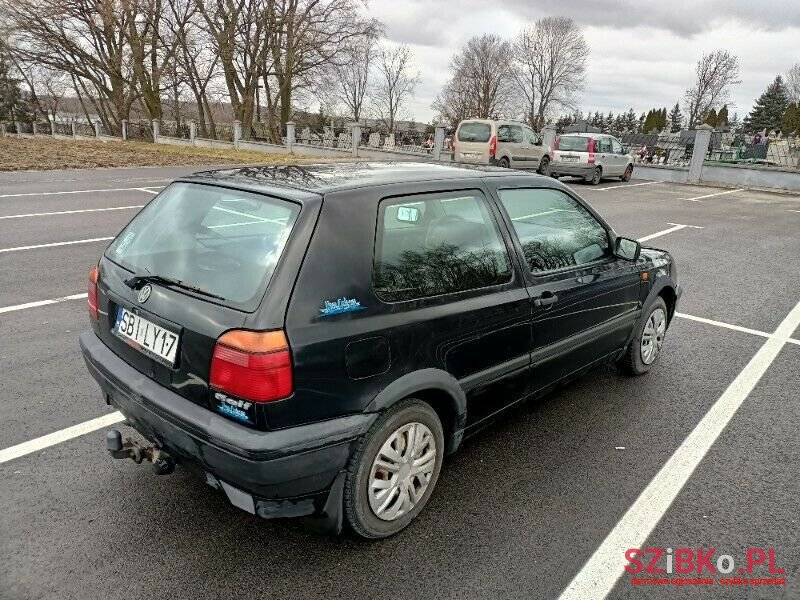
[374,192,512,302]
[106,183,299,308]
[558,136,590,152]
[497,125,523,143]
[457,122,492,143]
[498,188,610,273]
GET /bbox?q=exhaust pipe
[106,429,175,475]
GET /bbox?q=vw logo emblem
[137,284,152,304]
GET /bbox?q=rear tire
[618,297,668,376]
[497,157,510,168]
[538,155,550,176]
[621,164,633,181]
[587,166,602,185]
[343,399,444,539]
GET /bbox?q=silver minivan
[454,119,552,174]
[550,133,634,185]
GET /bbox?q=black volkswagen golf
[80,162,680,538]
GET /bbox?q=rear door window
[497,188,610,273]
[498,125,523,143]
[457,122,492,143]
[374,191,512,302]
[558,136,590,152]
[106,182,300,309]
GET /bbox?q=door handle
[533,293,558,307]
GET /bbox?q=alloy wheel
[641,307,667,365]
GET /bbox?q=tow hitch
[105,429,175,475]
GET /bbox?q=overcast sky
[364,0,800,123]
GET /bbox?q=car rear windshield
[106,182,300,309]
[558,136,590,152]
[457,122,492,143]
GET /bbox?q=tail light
[88,265,99,320]
[210,330,293,403]
[488,135,497,158]
[587,138,596,164]
[554,135,560,150]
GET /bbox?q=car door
[611,138,629,174]
[491,182,642,391]
[497,124,525,168]
[595,136,617,176]
[523,126,545,167]
[369,185,532,428]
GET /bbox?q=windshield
[558,136,591,152]
[106,182,300,308]
[457,122,492,143]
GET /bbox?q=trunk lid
[94,182,303,427]
[455,120,493,164]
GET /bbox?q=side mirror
[614,236,641,261]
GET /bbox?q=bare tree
[683,49,741,128]
[333,33,377,121]
[512,17,588,131]
[372,44,418,132]
[787,63,800,103]
[431,73,476,129]
[446,34,513,121]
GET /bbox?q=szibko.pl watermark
[625,547,787,587]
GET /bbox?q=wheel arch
[364,368,466,455]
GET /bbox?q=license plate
[562,155,579,161]
[114,307,179,366]
[464,153,481,159]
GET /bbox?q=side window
[374,192,513,302]
[611,139,624,154]
[524,127,539,144]
[497,188,610,274]
[499,125,523,143]
[597,137,613,153]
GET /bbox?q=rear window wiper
[124,273,226,301]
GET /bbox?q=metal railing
[159,121,191,140]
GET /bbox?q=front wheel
[538,155,550,176]
[343,399,444,539]
[587,166,602,185]
[621,164,633,181]
[618,297,669,375]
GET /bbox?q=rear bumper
[79,331,376,523]
[550,161,594,177]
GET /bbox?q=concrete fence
[3,119,800,192]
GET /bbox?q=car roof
[561,132,614,138]
[183,161,546,197]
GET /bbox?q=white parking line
[0,412,124,464]
[0,205,144,220]
[594,181,662,192]
[680,188,742,202]
[558,300,800,600]
[0,186,164,199]
[637,222,703,242]
[0,237,114,253]
[0,293,87,314]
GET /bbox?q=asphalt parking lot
[1,166,799,600]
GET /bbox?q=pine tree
[643,109,657,133]
[704,108,718,128]
[638,112,646,133]
[729,112,740,130]
[668,103,683,132]
[0,49,31,123]
[717,104,729,128]
[744,76,789,132]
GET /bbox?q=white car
[550,133,634,185]
[454,119,552,174]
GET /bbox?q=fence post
[348,122,361,156]
[152,119,160,143]
[51,120,56,137]
[121,120,128,141]
[689,124,713,184]
[233,120,241,149]
[541,125,557,151]
[285,121,295,153]
[71,122,78,138]
[94,120,101,138]
[189,121,197,146]
[32,122,37,136]
[433,125,446,161]
[0,123,6,138]
[15,122,21,137]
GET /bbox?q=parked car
[454,119,552,174]
[550,133,635,185]
[80,162,680,538]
